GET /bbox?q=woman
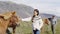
[49,16,57,34]
[22,9,43,34]
[31,9,43,34]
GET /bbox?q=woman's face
[34,11,38,16]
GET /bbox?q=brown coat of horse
[7,11,20,34]
[0,12,13,34]
[43,18,50,25]
[0,11,20,34]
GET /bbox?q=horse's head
[9,11,21,26]
[43,18,50,25]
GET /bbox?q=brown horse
[0,12,13,34]
[0,11,20,34]
[41,18,50,34]
[6,11,20,34]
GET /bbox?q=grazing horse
[41,18,50,34]
[0,12,13,34]
[6,11,20,34]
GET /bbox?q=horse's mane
[43,18,50,25]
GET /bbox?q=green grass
[15,19,60,34]
[15,21,32,34]
[55,19,60,34]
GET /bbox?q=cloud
[0,0,8,1]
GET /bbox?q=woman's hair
[31,9,39,22]
[34,9,39,15]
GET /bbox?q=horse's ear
[12,11,16,15]
[0,14,4,18]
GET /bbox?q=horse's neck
[0,19,9,30]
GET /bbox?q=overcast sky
[0,0,60,16]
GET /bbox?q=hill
[0,1,59,18]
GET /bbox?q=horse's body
[0,14,12,34]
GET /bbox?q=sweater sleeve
[39,18,44,29]
[22,17,32,21]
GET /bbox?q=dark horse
[6,12,20,34]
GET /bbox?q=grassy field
[12,19,60,34]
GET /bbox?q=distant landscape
[0,1,60,19]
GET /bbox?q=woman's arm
[22,17,32,21]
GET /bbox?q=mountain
[40,13,56,18]
[0,1,59,18]
[0,1,34,18]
